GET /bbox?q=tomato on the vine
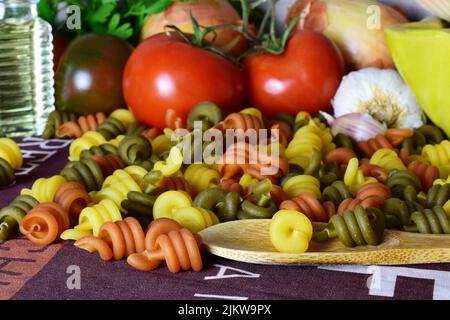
[123,33,244,129]
[244,30,345,117]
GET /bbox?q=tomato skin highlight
[244,30,345,117]
[123,33,244,129]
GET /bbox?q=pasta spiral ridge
[407,160,439,192]
[61,158,105,192]
[54,182,92,226]
[404,206,450,234]
[321,181,352,207]
[0,195,39,241]
[127,218,203,273]
[280,193,336,222]
[69,131,107,161]
[357,135,394,158]
[382,198,412,230]
[282,175,321,199]
[187,102,223,130]
[193,189,241,222]
[184,164,220,193]
[94,168,146,211]
[313,206,385,248]
[96,117,126,140]
[359,159,389,183]
[118,135,153,166]
[422,140,450,167]
[343,158,377,194]
[370,148,406,171]
[425,184,450,209]
[402,124,445,155]
[223,112,264,132]
[218,142,289,183]
[121,191,156,226]
[56,113,106,138]
[21,175,66,203]
[74,217,146,261]
[20,203,70,245]
[324,148,356,173]
[79,143,118,160]
[387,170,422,201]
[60,199,122,241]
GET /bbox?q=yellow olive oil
[0,0,54,137]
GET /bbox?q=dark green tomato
[55,34,133,115]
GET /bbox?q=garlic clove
[332,68,425,129]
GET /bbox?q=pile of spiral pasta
[2,103,450,270]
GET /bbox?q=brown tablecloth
[1,137,450,300]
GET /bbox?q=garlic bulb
[332,68,425,129]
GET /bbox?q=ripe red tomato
[123,33,244,129]
[244,30,345,117]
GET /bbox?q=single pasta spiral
[269,121,293,147]
[425,184,450,208]
[153,147,183,177]
[280,193,336,222]
[387,170,422,201]
[370,148,406,171]
[184,164,220,193]
[118,135,153,166]
[194,189,241,222]
[407,160,439,192]
[285,123,323,161]
[0,195,39,241]
[404,207,450,234]
[321,181,352,207]
[0,137,23,169]
[121,191,156,226]
[127,218,203,273]
[69,131,108,161]
[94,167,146,211]
[218,143,289,183]
[60,199,122,241]
[74,217,146,261]
[21,175,66,203]
[54,182,92,226]
[313,206,385,247]
[223,112,264,132]
[216,179,246,196]
[187,102,223,130]
[60,158,106,192]
[382,198,412,230]
[20,203,70,245]
[282,175,321,199]
[422,140,450,168]
[56,113,106,138]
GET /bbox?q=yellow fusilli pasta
[0,138,23,169]
[370,149,406,171]
[60,199,122,240]
[109,109,136,129]
[21,175,66,203]
[184,164,220,193]
[69,131,107,161]
[282,175,321,199]
[343,158,377,194]
[153,147,183,176]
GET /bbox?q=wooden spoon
[198,219,450,265]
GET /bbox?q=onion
[322,112,386,142]
[286,0,408,70]
[140,0,250,57]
